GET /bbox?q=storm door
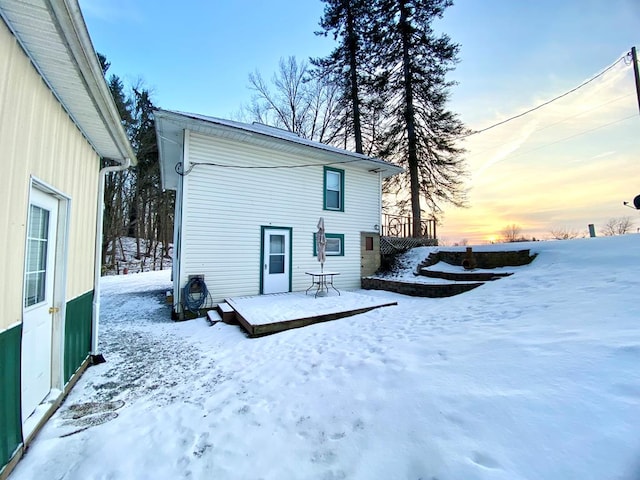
[22,188,59,422]
[261,228,291,294]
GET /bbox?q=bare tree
[101,57,174,274]
[616,216,633,235]
[243,56,344,145]
[602,217,634,236]
[501,224,522,243]
[549,227,580,240]
[102,166,133,270]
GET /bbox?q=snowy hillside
[10,235,640,480]
[103,236,172,275]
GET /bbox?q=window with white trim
[314,233,344,256]
[324,167,344,211]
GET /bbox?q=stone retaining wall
[420,249,537,270]
[361,277,483,298]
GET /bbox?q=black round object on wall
[634,194,640,210]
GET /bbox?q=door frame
[22,178,70,426]
[259,226,293,295]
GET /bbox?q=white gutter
[91,157,131,363]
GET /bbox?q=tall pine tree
[99,54,174,272]
[313,0,372,154]
[372,0,467,235]
[99,54,133,267]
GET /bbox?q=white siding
[179,131,381,304]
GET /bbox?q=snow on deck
[227,291,397,336]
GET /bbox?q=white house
[155,110,402,318]
[0,0,135,476]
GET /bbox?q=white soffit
[0,0,135,163]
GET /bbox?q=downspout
[91,158,131,364]
[378,171,383,235]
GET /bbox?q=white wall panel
[179,131,381,304]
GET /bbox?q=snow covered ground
[10,235,640,480]
[103,236,172,275]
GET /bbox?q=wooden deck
[225,291,398,337]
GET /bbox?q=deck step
[206,310,222,325]
[216,302,237,324]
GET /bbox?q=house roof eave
[0,0,136,164]
[154,109,404,188]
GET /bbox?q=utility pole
[632,46,640,115]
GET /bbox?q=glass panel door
[262,228,291,294]
[21,188,59,424]
[24,205,50,307]
[269,235,285,274]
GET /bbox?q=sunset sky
[79,0,640,244]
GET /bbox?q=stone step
[417,249,537,271]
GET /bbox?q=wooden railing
[382,214,437,239]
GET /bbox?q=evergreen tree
[371,0,467,235]
[100,58,134,267]
[128,85,174,263]
[107,75,134,132]
[100,54,174,272]
[312,0,372,154]
[97,52,110,76]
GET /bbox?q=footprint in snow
[193,432,213,458]
[352,419,365,432]
[311,448,337,465]
[58,400,125,437]
[236,404,251,415]
[471,451,501,469]
[59,411,120,438]
[61,399,125,420]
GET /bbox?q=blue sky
[80,0,640,243]
[80,0,330,116]
[441,0,639,122]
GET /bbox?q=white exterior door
[262,228,291,294]
[22,188,58,422]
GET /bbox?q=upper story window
[324,166,344,211]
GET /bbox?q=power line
[491,114,637,161]
[175,157,368,175]
[465,93,634,159]
[462,53,630,138]
[531,93,633,135]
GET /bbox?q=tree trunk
[398,0,422,237]
[346,2,364,154]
